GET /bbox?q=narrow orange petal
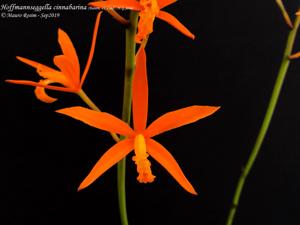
[78,138,134,190]
[156,10,195,40]
[53,55,80,88]
[5,79,77,93]
[34,79,57,103]
[80,12,102,88]
[133,47,148,133]
[146,138,197,195]
[56,106,135,136]
[88,0,143,11]
[57,29,80,80]
[157,0,177,9]
[106,10,129,25]
[16,56,57,73]
[145,106,220,138]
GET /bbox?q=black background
[1,0,300,224]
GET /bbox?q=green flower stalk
[226,11,300,225]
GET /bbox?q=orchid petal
[156,10,195,40]
[78,138,134,190]
[53,55,80,87]
[56,106,135,136]
[34,79,57,103]
[5,79,77,93]
[80,12,102,88]
[145,106,220,137]
[157,0,177,9]
[16,56,57,73]
[146,138,197,195]
[89,0,143,11]
[57,29,80,79]
[133,47,148,132]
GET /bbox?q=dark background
[1,0,300,224]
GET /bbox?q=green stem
[77,89,120,142]
[77,89,101,112]
[225,15,300,225]
[117,11,139,225]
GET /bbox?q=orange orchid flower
[57,47,219,194]
[89,0,195,43]
[6,12,102,103]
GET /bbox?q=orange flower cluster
[6,1,219,195]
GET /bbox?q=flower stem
[117,11,139,225]
[275,0,293,29]
[77,89,120,142]
[225,15,300,225]
[77,11,138,223]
